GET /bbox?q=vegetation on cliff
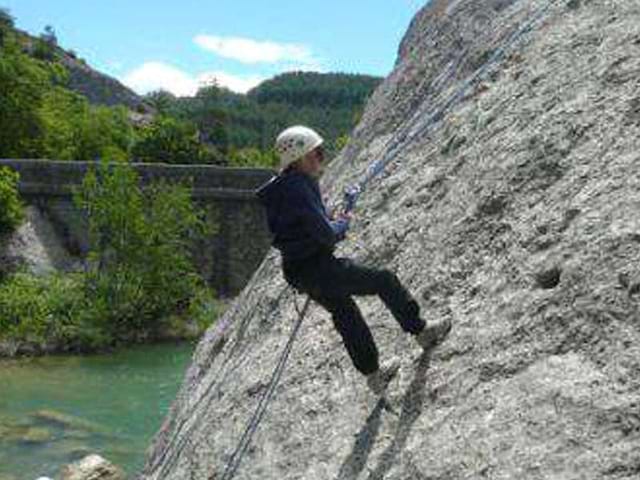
[0,166,24,235]
[0,12,137,161]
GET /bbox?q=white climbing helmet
[275,126,324,172]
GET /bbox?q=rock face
[1,206,77,277]
[14,27,150,112]
[60,455,125,480]
[141,1,640,479]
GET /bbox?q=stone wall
[0,159,276,297]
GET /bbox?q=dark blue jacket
[256,171,349,262]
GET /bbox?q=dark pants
[282,251,425,375]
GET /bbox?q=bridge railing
[0,159,276,198]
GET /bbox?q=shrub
[132,116,205,164]
[228,147,279,168]
[0,166,24,235]
[0,33,50,157]
[74,159,210,340]
[0,160,218,351]
[39,88,133,161]
[0,273,100,348]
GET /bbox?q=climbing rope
[220,294,311,480]
[342,0,558,214]
[216,3,559,478]
[154,1,561,479]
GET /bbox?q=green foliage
[0,8,14,26]
[0,159,221,352]
[146,71,381,166]
[0,26,134,161]
[32,25,58,61]
[1,10,379,167]
[0,32,50,157]
[228,147,279,169]
[33,41,55,62]
[145,89,178,116]
[335,134,350,152]
[0,273,96,347]
[74,159,210,339]
[132,116,222,164]
[0,8,13,47]
[41,25,57,45]
[38,87,133,160]
[0,166,24,235]
[187,287,223,332]
[248,71,380,108]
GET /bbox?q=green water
[0,342,195,479]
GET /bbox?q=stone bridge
[0,159,276,297]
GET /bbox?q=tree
[38,87,134,161]
[0,166,24,236]
[132,116,211,164]
[75,159,208,336]
[145,89,177,116]
[0,8,14,45]
[42,25,58,46]
[0,33,50,157]
[228,147,278,169]
[0,8,14,28]
[33,25,58,61]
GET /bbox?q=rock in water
[142,1,640,479]
[60,455,125,480]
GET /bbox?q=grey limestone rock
[141,1,640,478]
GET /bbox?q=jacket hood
[257,173,293,223]
[256,171,311,209]
[256,174,282,207]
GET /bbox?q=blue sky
[4,0,425,95]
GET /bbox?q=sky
[4,0,426,96]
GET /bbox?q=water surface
[0,342,194,479]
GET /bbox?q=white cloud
[122,62,198,97]
[121,62,267,96]
[194,34,319,66]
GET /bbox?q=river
[0,342,194,479]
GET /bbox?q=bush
[74,159,211,340]
[0,33,50,157]
[132,116,208,164]
[228,147,278,168]
[0,273,101,348]
[0,160,220,351]
[39,88,133,161]
[0,166,24,235]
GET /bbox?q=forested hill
[248,72,382,108]
[1,7,382,167]
[146,72,383,161]
[8,21,148,112]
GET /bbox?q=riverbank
[0,268,230,359]
[0,323,200,358]
[0,301,228,358]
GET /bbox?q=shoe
[366,357,401,396]
[415,317,452,350]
